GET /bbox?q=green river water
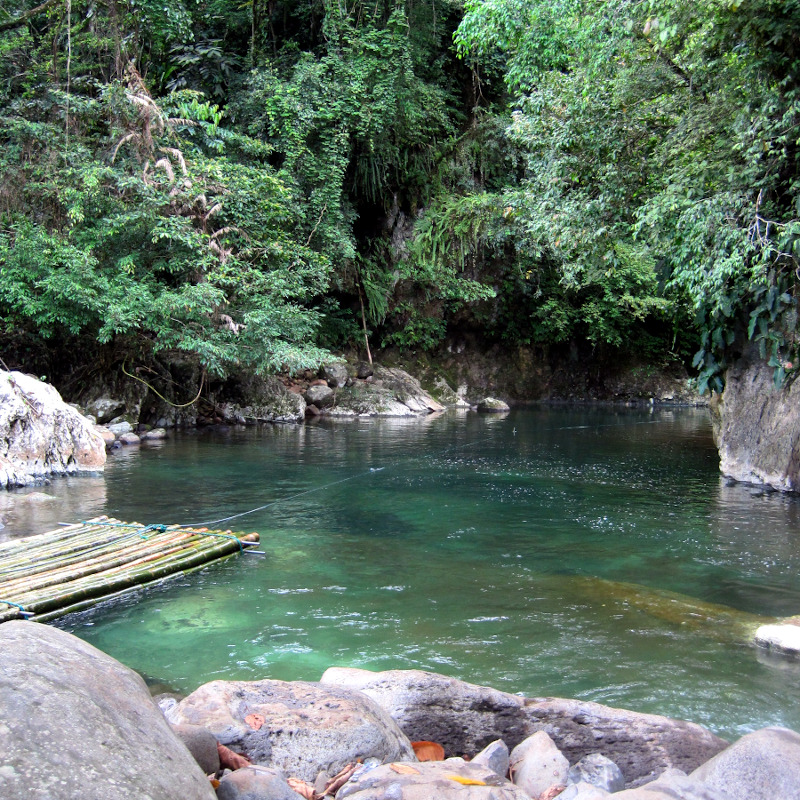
[3,406,800,741]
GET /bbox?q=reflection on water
[7,406,797,741]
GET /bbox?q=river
[3,406,800,741]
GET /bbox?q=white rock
[754,624,800,656]
[0,371,106,488]
[509,731,569,798]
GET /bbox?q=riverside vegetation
[1,0,799,403]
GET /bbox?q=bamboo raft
[0,516,261,624]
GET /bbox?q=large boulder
[690,726,800,800]
[167,679,415,782]
[326,366,445,417]
[710,350,800,492]
[336,758,533,800]
[215,375,306,424]
[320,667,531,756]
[320,668,728,788]
[0,370,106,488]
[525,697,729,788]
[0,621,215,800]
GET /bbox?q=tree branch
[0,0,63,32]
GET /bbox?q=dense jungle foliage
[1,0,799,392]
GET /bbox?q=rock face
[216,375,306,424]
[336,758,533,800]
[690,726,800,800]
[167,679,416,782]
[320,668,728,788]
[711,352,800,492]
[0,621,215,800]
[0,370,106,488]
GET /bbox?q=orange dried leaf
[411,741,445,762]
[446,774,487,786]
[217,742,251,771]
[389,763,421,775]
[245,713,266,731]
[287,777,316,799]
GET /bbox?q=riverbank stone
[171,723,221,774]
[0,621,215,800]
[215,765,299,800]
[471,739,510,778]
[320,668,728,787]
[477,397,510,412]
[568,753,625,793]
[524,697,729,787]
[167,679,415,782]
[336,758,533,800]
[608,769,727,799]
[509,731,569,798]
[690,726,800,800]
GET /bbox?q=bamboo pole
[0,521,259,623]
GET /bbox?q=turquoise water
[4,407,800,740]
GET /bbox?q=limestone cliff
[711,354,800,492]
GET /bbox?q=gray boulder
[0,621,215,800]
[167,679,415,782]
[471,739,510,778]
[320,667,531,756]
[171,723,220,774]
[0,370,106,488]
[141,426,168,441]
[477,397,510,413]
[84,396,127,424]
[326,366,445,417]
[568,753,625,793]
[690,726,800,800]
[322,362,349,388]
[509,731,569,798]
[304,384,336,408]
[107,420,134,435]
[609,769,727,799]
[215,766,298,800]
[525,697,729,787]
[336,758,532,800]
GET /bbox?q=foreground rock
[167,678,415,782]
[509,731,569,797]
[0,370,106,489]
[609,768,726,799]
[710,351,800,492]
[320,667,728,787]
[690,726,800,800]
[0,621,214,800]
[336,758,532,799]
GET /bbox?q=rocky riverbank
[2,621,799,800]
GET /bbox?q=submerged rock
[0,370,106,488]
[0,621,214,800]
[167,679,415,782]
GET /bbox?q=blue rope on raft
[0,599,34,619]
[79,521,247,552]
